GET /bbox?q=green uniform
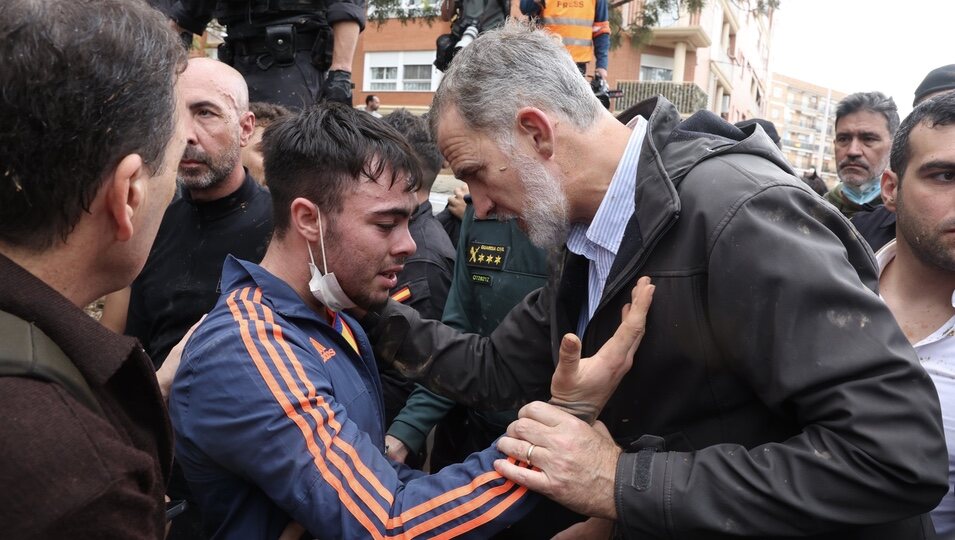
[386,204,550,468]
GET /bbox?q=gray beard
[178,144,240,190]
[513,154,570,249]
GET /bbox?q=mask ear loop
[317,206,330,275]
[306,206,330,276]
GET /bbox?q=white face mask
[307,206,357,313]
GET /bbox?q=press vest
[542,0,597,63]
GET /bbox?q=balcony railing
[615,81,709,115]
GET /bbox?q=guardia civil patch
[466,242,507,270]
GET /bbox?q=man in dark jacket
[0,0,186,536]
[364,21,949,539]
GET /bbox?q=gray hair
[835,91,900,137]
[430,19,603,144]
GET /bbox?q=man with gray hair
[365,20,948,538]
[824,91,899,218]
[0,0,186,536]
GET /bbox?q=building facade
[352,0,773,118]
[767,73,847,186]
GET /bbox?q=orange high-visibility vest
[542,0,606,63]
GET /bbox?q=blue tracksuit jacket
[169,257,536,539]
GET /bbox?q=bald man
[106,58,275,538]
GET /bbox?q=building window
[369,66,398,91]
[363,51,442,92]
[402,64,433,91]
[366,0,432,18]
[639,53,674,82]
[640,66,673,81]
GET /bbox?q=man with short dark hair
[825,91,899,218]
[168,104,652,538]
[877,91,955,537]
[365,94,382,117]
[854,66,955,252]
[0,0,186,536]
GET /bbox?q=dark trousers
[231,50,324,110]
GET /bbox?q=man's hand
[596,67,608,80]
[157,315,205,401]
[552,517,614,539]
[384,434,410,463]
[495,406,621,519]
[446,185,470,220]
[549,277,653,422]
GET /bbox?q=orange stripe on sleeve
[231,287,528,538]
[593,20,610,36]
[239,293,395,526]
[398,479,523,538]
[393,469,507,523]
[259,305,396,507]
[227,289,387,538]
[431,484,529,540]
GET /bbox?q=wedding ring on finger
[525,443,536,467]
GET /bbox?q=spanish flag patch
[391,286,412,303]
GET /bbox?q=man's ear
[106,154,146,242]
[515,107,556,159]
[290,197,323,241]
[882,169,899,213]
[239,111,256,147]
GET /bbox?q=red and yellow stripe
[391,286,412,304]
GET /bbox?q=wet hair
[890,91,955,183]
[835,91,900,137]
[0,0,186,250]
[430,19,603,147]
[384,109,443,192]
[263,103,423,238]
[249,101,291,130]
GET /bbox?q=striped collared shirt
[566,115,648,336]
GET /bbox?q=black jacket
[851,205,897,253]
[390,201,456,321]
[367,97,948,538]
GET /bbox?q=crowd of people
[3,0,955,539]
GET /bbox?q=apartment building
[613,0,773,120]
[352,0,774,118]
[767,73,847,186]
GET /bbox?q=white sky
[770,0,955,117]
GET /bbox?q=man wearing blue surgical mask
[825,91,899,218]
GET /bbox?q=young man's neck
[259,237,326,315]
